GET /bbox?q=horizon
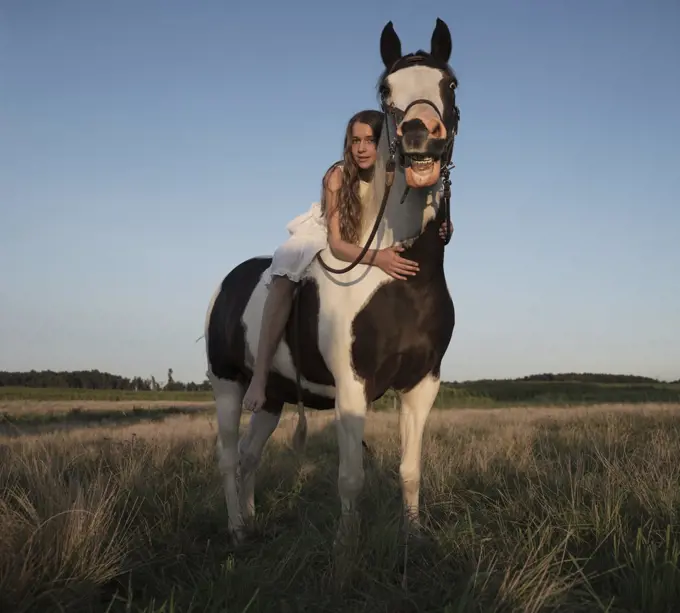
[1,366,677,386]
[1,1,679,384]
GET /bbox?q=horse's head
[378,18,460,190]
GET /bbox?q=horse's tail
[292,401,307,454]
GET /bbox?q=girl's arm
[324,167,380,265]
[324,167,419,280]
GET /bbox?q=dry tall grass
[2,403,680,612]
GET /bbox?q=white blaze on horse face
[385,64,447,188]
[385,65,446,133]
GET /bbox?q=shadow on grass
[1,416,461,613]
[98,418,461,613]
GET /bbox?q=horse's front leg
[398,373,440,531]
[333,374,368,545]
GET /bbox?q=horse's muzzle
[398,135,447,189]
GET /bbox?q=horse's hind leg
[237,400,282,523]
[209,372,247,543]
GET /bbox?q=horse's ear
[380,21,402,68]
[430,17,452,64]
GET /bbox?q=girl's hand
[375,246,419,280]
[439,220,454,240]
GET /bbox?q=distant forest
[1,368,679,408]
[1,368,678,392]
[0,369,211,392]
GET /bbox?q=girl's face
[350,122,377,170]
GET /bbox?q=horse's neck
[361,171,441,249]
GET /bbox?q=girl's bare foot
[242,377,266,412]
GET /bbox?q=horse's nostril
[401,118,427,134]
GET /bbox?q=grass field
[2,400,680,612]
[0,398,214,434]
[0,386,213,402]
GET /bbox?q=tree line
[1,368,677,392]
[0,369,211,392]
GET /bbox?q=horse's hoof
[405,517,423,536]
[404,520,435,552]
[403,513,432,541]
[333,513,360,550]
[228,525,251,547]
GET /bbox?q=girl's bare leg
[242,276,296,412]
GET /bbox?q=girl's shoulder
[322,160,345,192]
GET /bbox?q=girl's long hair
[321,109,384,244]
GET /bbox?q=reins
[314,162,396,275]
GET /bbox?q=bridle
[381,90,460,246]
[316,62,460,275]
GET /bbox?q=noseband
[381,96,459,169]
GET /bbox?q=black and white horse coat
[205,18,459,542]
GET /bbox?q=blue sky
[1,0,679,384]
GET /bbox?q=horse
[204,17,460,544]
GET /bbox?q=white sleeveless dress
[263,179,370,287]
